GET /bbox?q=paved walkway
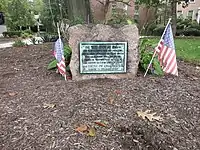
[0,37,44,49]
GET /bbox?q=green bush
[144,22,157,35]
[2,31,22,38]
[41,33,58,42]
[152,25,165,36]
[176,19,200,36]
[107,9,135,25]
[70,17,85,26]
[139,38,163,76]
[23,29,33,35]
[12,39,26,47]
[21,32,30,39]
[183,28,200,36]
[47,44,72,70]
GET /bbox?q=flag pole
[57,22,67,81]
[143,18,172,77]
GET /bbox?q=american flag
[155,23,178,76]
[54,38,66,78]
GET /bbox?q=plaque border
[79,41,128,74]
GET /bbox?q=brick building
[89,0,135,22]
[177,0,200,23]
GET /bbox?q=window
[188,10,193,19]
[189,0,195,3]
[177,10,183,18]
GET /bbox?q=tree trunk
[171,0,177,36]
[67,0,91,23]
[164,0,168,25]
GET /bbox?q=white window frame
[177,10,183,18]
[189,0,195,3]
[187,10,194,19]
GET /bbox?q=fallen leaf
[115,90,122,95]
[43,103,56,108]
[75,124,88,133]
[13,68,20,71]
[87,127,96,137]
[108,96,114,104]
[137,110,163,122]
[94,120,108,127]
[8,92,17,96]
[192,77,198,80]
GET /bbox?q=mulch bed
[0,43,200,150]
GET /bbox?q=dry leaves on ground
[75,124,96,137]
[88,127,96,137]
[8,92,17,96]
[137,110,163,122]
[43,103,56,108]
[75,124,88,133]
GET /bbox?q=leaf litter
[137,110,163,122]
[1,43,200,150]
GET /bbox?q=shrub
[176,18,200,36]
[41,33,58,42]
[70,17,85,26]
[23,29,33,35]
[2,31,22,38]
[107,9,135,25]
[144,22,157,35]
[21,32,30,39]
[139,38,163,76]
[183,28,200,36]
[152,25,165,36]
[12,39,26,47]
[47,44,72,70]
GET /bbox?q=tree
[95,0,133,24]
[136,0,189,35]
[6,0,34,30]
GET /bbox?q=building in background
[177,0,200,23]
[89,0,135,22]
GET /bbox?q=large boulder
[68,24,139,81]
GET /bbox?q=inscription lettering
[80,42,127,73]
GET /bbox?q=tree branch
[111,0,132,7]
[96,0,104,5]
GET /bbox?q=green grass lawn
[148,38,200,64]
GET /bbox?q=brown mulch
[0,43,200,150]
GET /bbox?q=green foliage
[69,17,85,26]
[6,0,34,30]
[41,33,58,42]
[2,31,22,38]
[21,32,30,39]
[47,59,58,70]
[47,43,72,70]
[139,38,164,76]
[12,39,26,47]
[107,9,135,25]
[176,19,200,36]
[135,0,161,7]
[152,25,165,36]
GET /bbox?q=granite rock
[68,24,139,81]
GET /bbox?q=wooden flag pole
[143,18,172,77]
[57,22,67,81]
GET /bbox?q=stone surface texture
[68,24,139,81]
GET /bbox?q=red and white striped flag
[54,38,66,79]
[155,23,178,76]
